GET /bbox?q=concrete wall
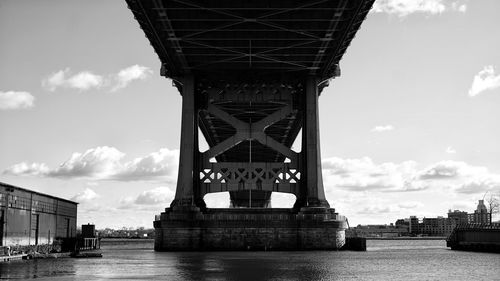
[0,183,77,247]
[156,225,345,251]
[155,207,347,251]
[459,230,500,244]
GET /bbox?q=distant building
[347,224,409,238]
[0,182,77,246]
[400,200,492,237]
[409,216,420,234]
[469,200,489,224]
[420,217,455,236]
[447,210,469,224]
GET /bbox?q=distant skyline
[1,0,499,228]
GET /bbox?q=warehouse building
[0,182,77,246]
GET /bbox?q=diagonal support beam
[253,105,294,131]
[207,104,248,130]
[202,104,298,164]
[202,134,246,161]
[254,133,298,163]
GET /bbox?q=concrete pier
[154,207,347,251]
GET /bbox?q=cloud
[4,146,179,182]
[48,146,125,179]
[322,158,500,195]
[371,125,394,132]
[446,146,457,154]
[3,162,50,176]
[111,65,153,92]
[398,201,424,209]
[0,91,35,110]
[468,66,500,97]
[134,186,175,205]
[455,179,500,194]
[417,161,500,194]
[71,188,99,203]
[452,2,467,13]
[118,186,175,210]
[113,148,178,181]
[42,68,103,91]
[418,160,488,180]
[372,0,468,17]
[42,65,153,92]
[322,157,421,192]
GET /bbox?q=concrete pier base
[154,207,347,251]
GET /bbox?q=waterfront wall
[447,223,500,253]
[154,207,347,251]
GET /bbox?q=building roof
[126,0,375,81]
[0,181,78,205]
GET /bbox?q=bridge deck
[126,0,374,80]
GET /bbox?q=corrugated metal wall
[0,184,77,246]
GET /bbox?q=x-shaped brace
[202,104,298,164]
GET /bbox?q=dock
[447,223,500,253]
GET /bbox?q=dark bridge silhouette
[126,0,374,251]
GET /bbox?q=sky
[1,0,499,228]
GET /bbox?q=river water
[0,239,498,280]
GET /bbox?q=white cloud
[452,3,467,13]
[371,125,394,132]
[49,146,125,179]
[114,148,178,181]
[455,179,500,194]
[135,186,175,205]
[418,160,489,180]
[42,68,103,91]
[446,146,457,154]
[322,157,421,192]
[0,91,35,110]
[3,162,50,176]
[398,201,424,209]
[372,0,468,17]
[468,66,500,97]
[111,65,153,92]
[42,65,153,92]
[321,158,500,195]
[357,205,394,214]
[417,161,500,194]
[3,146,179,182]
[67,71,103,90]
[71,188,99,203]
[118,186,175,210]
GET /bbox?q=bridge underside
[126,0,374,250]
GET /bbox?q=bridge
[126,0,374,250]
